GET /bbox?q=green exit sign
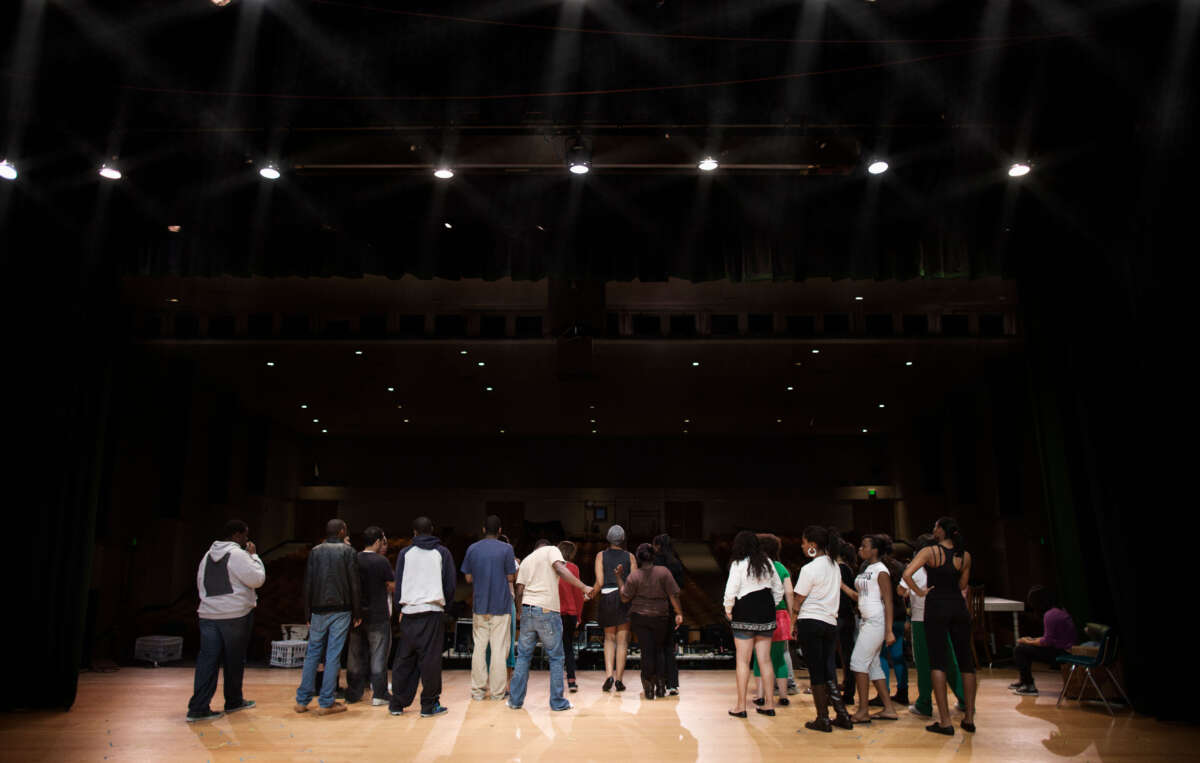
[867,488,877,498]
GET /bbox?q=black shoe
[186,710,223,723]
[868,695,884,707]
[891,691,909,706]
[568,681,578,694]
[1008,680,1024,690]
[1013,684,1039,696]
[804,717,833,733]
[777,697,790,706]
[756,707,776,717]
[926,722,954,736]
[224,700,255,714]
[729,710,747,718]
[668,687,679,696]
[655,679,666,698]
[961,720,976,733]
[602,677,614,692]
[420,703,448,718]
[614,680,626,692]
[753,697,765,706]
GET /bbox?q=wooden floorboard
[0,667,1193,762]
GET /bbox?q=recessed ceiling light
[167,225,182,233]
[590,419,596,423]
[905,361,914,367]
[867,160,889,175]
[387,387,394,392]
[692,361,700,367]
[444,222,453,229]
[698,157,719,172]
[321,428,327,433]
[355,350,363,356]
[811,349,820,354]
[683,429,689,433]
[793,361,803,367]
[589,405,595,409]
[862,428,869,433]
[460,350,468,355]
[266,361,275,367]
[1008,162,1031,177]
[854,296,863,301]
[786,386,794,391]
[477,361,485,367]
[878,403,886,408]
[312,418,319,423]
[300,404,308,409]
[396,404,403,409]
[499,428,505,434]
[98,163,122,180]
[0,159,18,181]
[485,386,494,392]
[166,297,180,303]
[403,418,410,423]
[258,163,281,180]
[434,168,454,179]
[684,419,690,423]
[592,429,597,433]
[776,418,783,423]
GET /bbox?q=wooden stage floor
[0,667,1193,762]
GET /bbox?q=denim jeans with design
[508,605,569,710]
[296,611,352,708]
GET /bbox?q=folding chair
[1055,623,1133,716]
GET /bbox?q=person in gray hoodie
[186,520,266,722]
[389,516,456,718]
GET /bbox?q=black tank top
[602,548,628,588]
[924,545,963,602]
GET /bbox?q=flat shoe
[752,697,765,706]
[756,708,776,717]
[926,722,954,736]
[961,721,976,733]
[602,677,614,692]
[729,710,747,718]
[851,717,872,725]
[871,712,899,721]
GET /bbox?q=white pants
[470,613,511,699]
[850,613,886,680]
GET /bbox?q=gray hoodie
[196,540,266,620]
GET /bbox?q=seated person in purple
[1010,585,1077,696]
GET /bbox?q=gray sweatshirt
[196,540,266,620]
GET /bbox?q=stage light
[854,296,863,301]
[355,350,363,355]
[692,361,700,367]
[387,387,394,392]
[211,0,232,6]
[259,163,281,180]
[166,297,180,303]
[312,418,319,423]
[811,349,820,354]
[905,361,914,366]
[167,225,182,233]
[300,404,308,409]
[0,159,17,181]
[99,162,122,180]
[698,157,719,172]
[477,361,485,367]
[566,139,591,175]
[444,222,453,229]
[867,160,889,175]
[434,167,455,179]
[1008,162,1031,177]
[266,361,275,367]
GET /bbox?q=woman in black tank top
[594,526,636,692]
[901,517,978,736]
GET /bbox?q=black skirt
[730,588,777,634]
[598,590,631,628]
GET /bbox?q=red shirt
[557,562,584,616]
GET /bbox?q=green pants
[911,621,965,716]
[751,640,790,679]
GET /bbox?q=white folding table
[983,596,1024,660]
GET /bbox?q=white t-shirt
[900,567,928,622]
[855,561,890,620]
[516,544,565,612]
[795,557,841,626]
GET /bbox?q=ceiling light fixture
[854,296,864,301]
[485,386,494,392]
[811,349,820,354]
[698,157,719,172]
[387,387,394,392]
[477,361,485,367]
[786,386,794,391]
[460,350,468,355]
[433,167,454,179]
[905,361,914,367]
[692,361,700,367]
[312,418,319,423]
[98,162,122,180]
[321,428,328,433]
[862,428,869,433]
[1008,162,1032,177]
[879,403,886,408]
[167,225,182,233]
[867,160,889,175]
[166,297,180,303]
[258,163,281,180]
[566,138,591,175]
[265,361,275,367]
[444,222,453,229]
[403,418,410,423]
[355,350,363,356]
[0,159,17,181]
[300,404,308,409]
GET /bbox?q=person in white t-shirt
[793,526,855,733]
[507,540,593,711]
[840,534,900,723]
[900,534,967,718]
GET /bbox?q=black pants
[631,613,671,685]
[925,599,976,674]
[835,612,857,701]
[561,614,578,680]
[658,628,679,688]
[1014,643,1066,685]
[346,621,391,702]
[390,612,444,713]
[796,618,838,685]
[188,611,253,716]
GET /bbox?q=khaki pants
[471,613,511,698]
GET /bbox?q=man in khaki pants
[461,515,517,700]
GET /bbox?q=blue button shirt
[461,538,517,616]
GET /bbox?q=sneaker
[668,687,679,696]
[506,702,523,710]
[614,680,626,692]
[186,710,224,723]
[389,708,404,716]
[787,683,799,696]
[1008,680,1025,690]
[316,703,347,716]
[552,703,574,712]
[568,681,578,694]
[224,700,255,714]
[471,693,487,701]
[372,696,392,706]
[420,703,449,718]
[909,705,932,718]
[1013,684,1039,696]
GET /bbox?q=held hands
[582,585,595,601]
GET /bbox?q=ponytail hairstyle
[731,530,772,580]
[635,542,655,569]
[864,533,893,560]
[802,525,838,568]
[935,517,966,557]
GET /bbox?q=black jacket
[303,537,362,622]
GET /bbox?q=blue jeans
[880,619,908,692]
[187,611,253,716]
[346,621,391,702]
[296,611,352,708]
[508,605,569,710]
